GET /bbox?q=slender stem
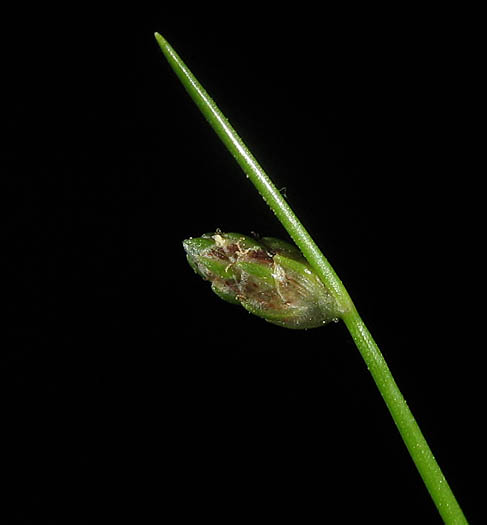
[155,32,467,524]
[342,309,466,524]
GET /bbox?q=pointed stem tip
[154,32,167,48]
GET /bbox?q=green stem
[342,309,466,523]
[155,32,467,524]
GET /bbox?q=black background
[2,5,482,523]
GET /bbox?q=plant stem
[155,32,467,524]
[342,309,466,524]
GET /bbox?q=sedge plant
[155,32,467,524]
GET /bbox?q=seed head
[183,232,340,329]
